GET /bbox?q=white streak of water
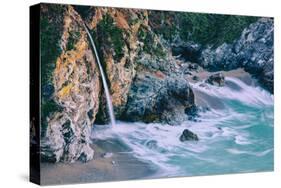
[84,24,116,126]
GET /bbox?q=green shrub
[66,31,81,51]
[96,13,126,62]
[149,11,259,47]
[40,4,65,86]
[40,4,65,134]
[138,27,166,58]
[178,13,258,47]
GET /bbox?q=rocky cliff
[200,18,274,93]
[39,4,273,163]
[41,5,100,162]
[171,18,273,93]
[40,4,194,162]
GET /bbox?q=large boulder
[122,73,195,125]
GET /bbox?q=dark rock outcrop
[206,72,225,86]
[123,73,195,125]
[180,129,199,142]
[171,42,202,63]
[200,18,274,93]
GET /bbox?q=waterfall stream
[84,24,116,126]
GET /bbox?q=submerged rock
[206,72,225,86]
[111,160,116,165]
[180,129,199,142]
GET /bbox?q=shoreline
[40,139,157,185]
[187,67,253,84]
[40,68,273,185]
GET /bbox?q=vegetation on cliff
[96,13,126,62]
[40,4,65,135]
[149,11,258,47]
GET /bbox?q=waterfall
[84,24,116,126]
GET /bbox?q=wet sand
[40,139,157,185]
[187,68,253,84]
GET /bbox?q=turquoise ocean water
[92,77,274,177]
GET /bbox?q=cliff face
[41,5,101,162]
[83,7,149,121]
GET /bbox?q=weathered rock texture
[123,73,194,125]
[180,129,199,142]
[72,7,177,124]
[41,5,100,162]
[83,8,150,121]
[40,5,179,162]
[206,72,225,87]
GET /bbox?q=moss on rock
[96,13,126,62]
[40,4,65,136]
[138,27,166,58]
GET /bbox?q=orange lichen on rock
[60,15,72,50]
[54,36,88,90]
[112,11,130,30]
[85,8,150,117]
[58,83,74,98]
[43,5,103,163]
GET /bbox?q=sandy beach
[40,139,157,185]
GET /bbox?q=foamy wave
[191,77,273,106]
[90,76,273,176]
[226,148,273,157]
